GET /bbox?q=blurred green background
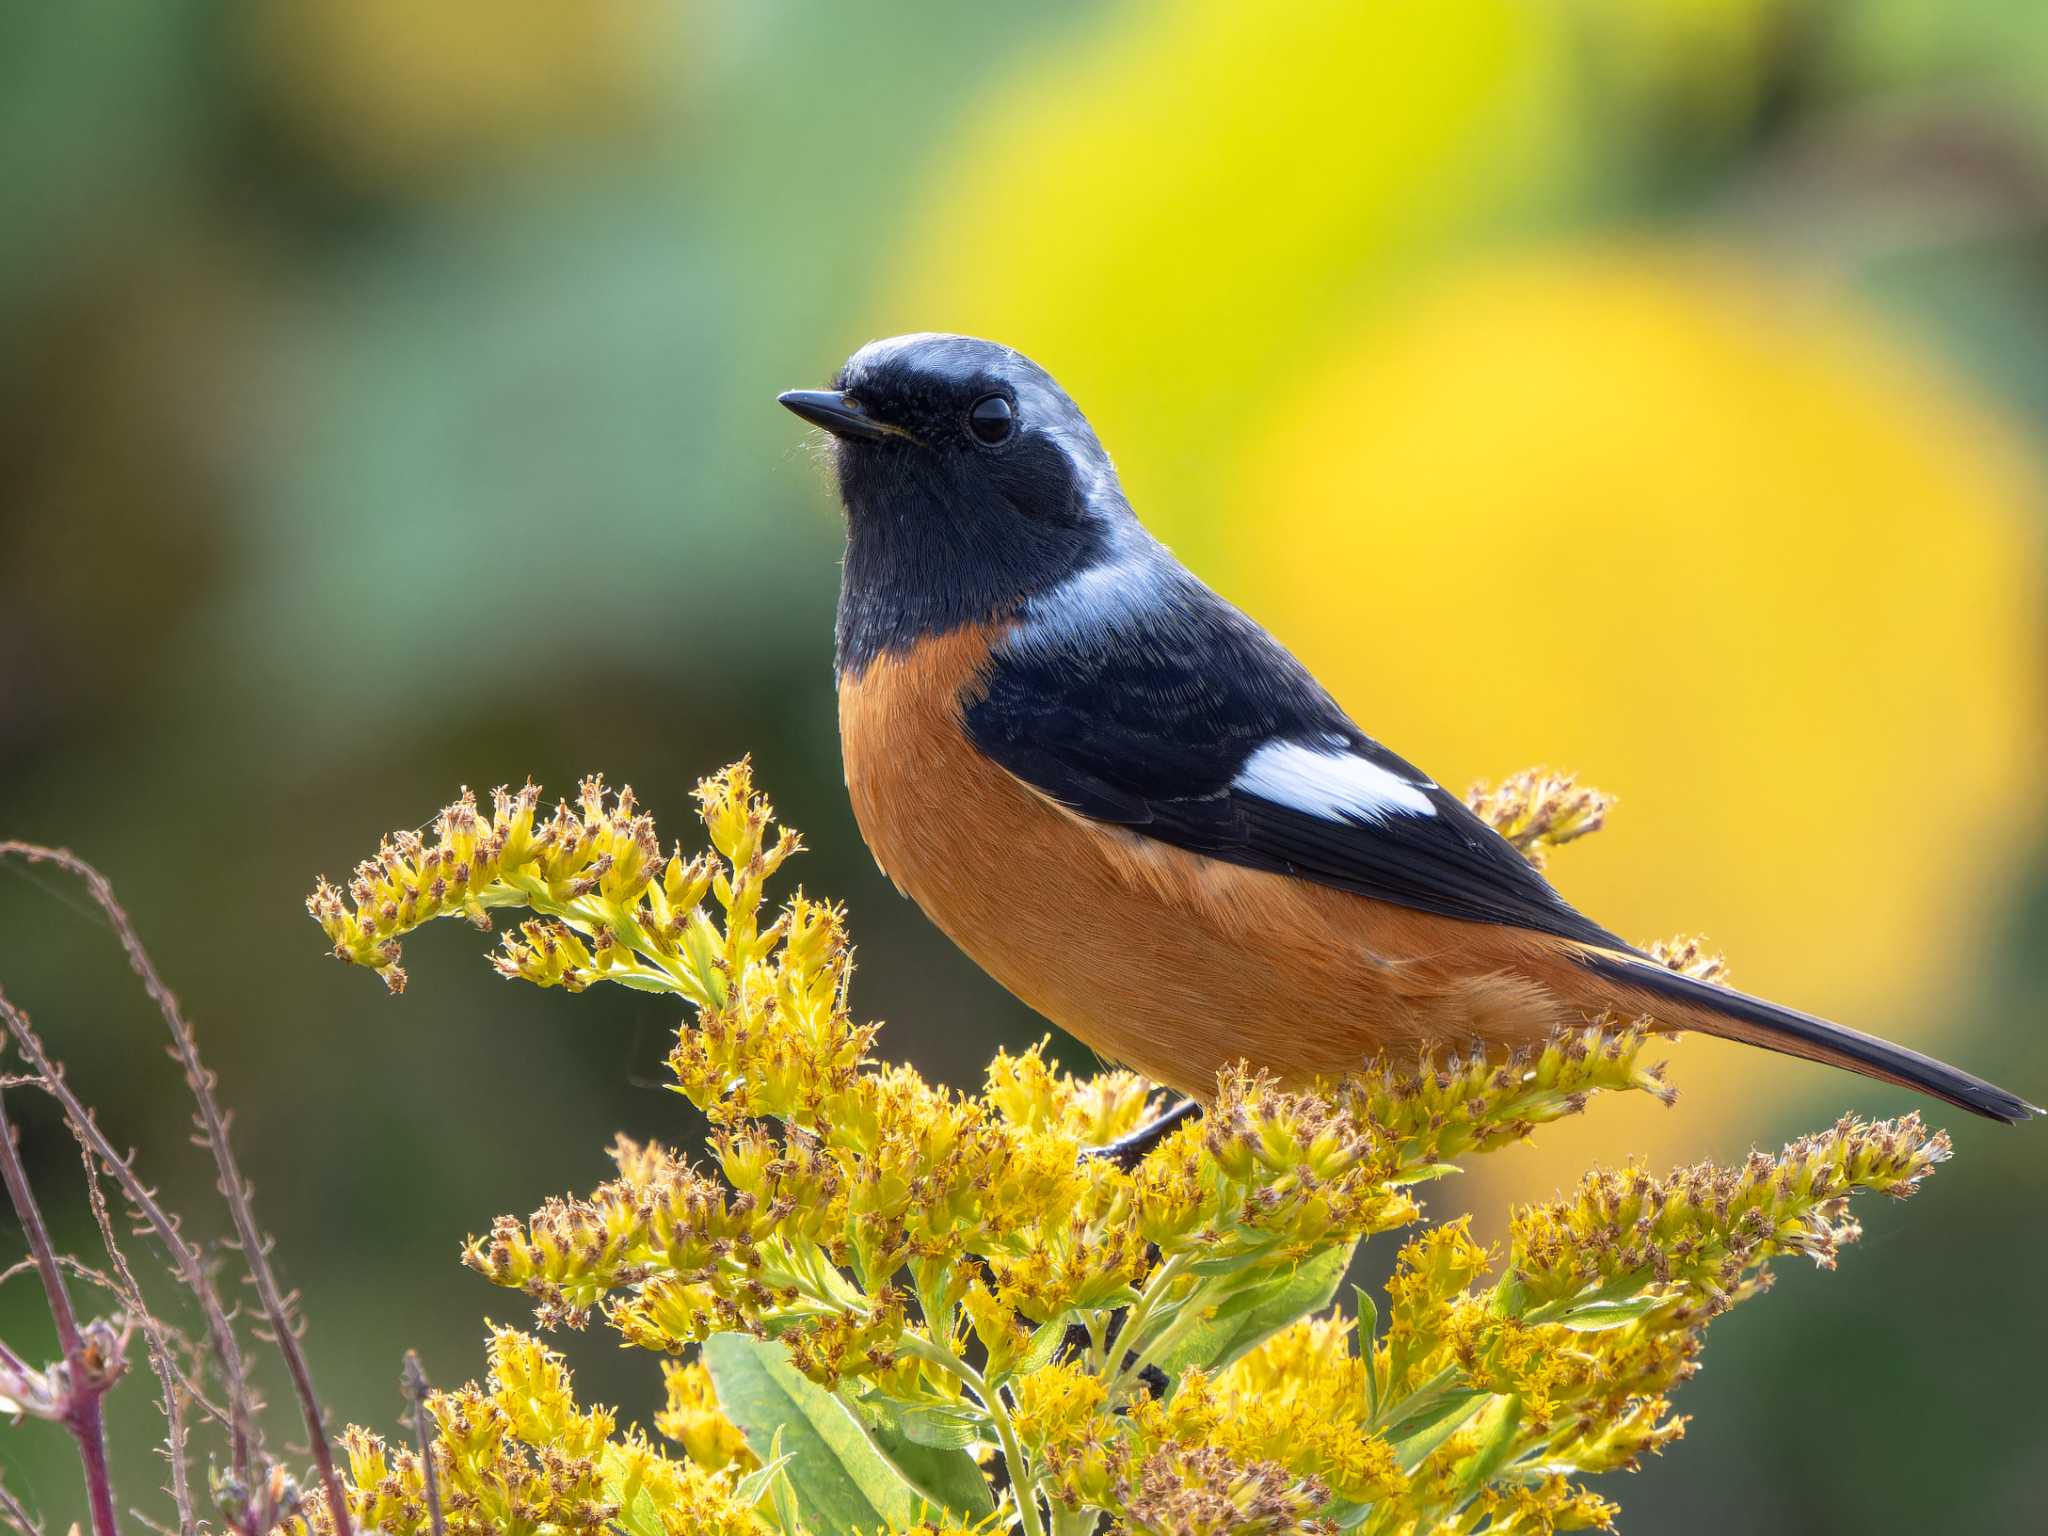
[2,1,2044,1529]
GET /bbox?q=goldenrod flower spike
[1648,932,1731,986]
[331,1327,753,1536]
[1465,768,1615,869]
[306,764,1954,1536]
[305,765,786,1004]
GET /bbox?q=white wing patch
[1233,739,1436,822]
[1016,545,1168,650]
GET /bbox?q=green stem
[757,1247,855,1317]
[1367,1364,1462,1435]
[493,879,712,1002]
[1098,1253,1188,1384]
[1107,1290,1212,1403]
[900,1336,1045,1536]
[752,1253,1038,1530]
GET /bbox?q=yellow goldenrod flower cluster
[322,1327,754,1536]
[304,763,1948,1536]
[306,775,755,1003]
[1508,1112,1946,1305]
[1334,1028,1676,1170]
[1462,770,1613,870]
[1645,933,1730,987]
[657,1359,759,1476]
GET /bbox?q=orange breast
[838,626,1593,1099]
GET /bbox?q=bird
[778,332,2039,1153]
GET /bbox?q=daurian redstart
[781,334,2037,1137]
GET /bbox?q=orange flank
[845,627,1622,1097]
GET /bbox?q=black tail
[1578,950,2042,1124]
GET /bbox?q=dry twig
[0,842,351,1536]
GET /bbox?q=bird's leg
[1087,1096,1204,1171]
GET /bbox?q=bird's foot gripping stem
[1086,1096,1204,1171]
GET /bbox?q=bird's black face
[780,334,1135,676]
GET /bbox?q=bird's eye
[966,394,1015,445]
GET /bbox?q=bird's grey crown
[839,334,1123,510]
[826,334,1137,676]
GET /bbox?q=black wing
[964,553,1632,953]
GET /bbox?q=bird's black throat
[833,434,1110,678]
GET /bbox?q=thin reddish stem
[0,1088,119,1536]
[0,842,351,1536]
[0,988,256,1508]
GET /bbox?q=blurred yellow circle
[1227,245,2045,1159]
[881,0,1569,553]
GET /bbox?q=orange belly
[838,626,1600,1099]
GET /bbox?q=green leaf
[1006,1312,1075,1380]
[905,1417,983,1449]
[1320,1496,1378,1530]
[1207,1278,1299,1324]
[611,1484,664,1536]
[1455,1395,1524,1492]
[683,911,726,1005]
[1390,1162,1463,1186]
[1513,1273,1649,1326]
[1353,1285,1381,1420]
[1559,1294,1669,1332]
[732,1432,797,1508]
[866,1414,996,1519]
[893,1406,984,1450]
[1157,1241,1356,1377]
[1352,1286,1379,1344]
[1491,1272,1531,1319]
[860,1400,987,1449]
[1388,1390,1488,1473]
[841,1390,994,1515]
[702,1334,930,1530]
[767,1449,803,1536]
[1185,1252,1271,1277]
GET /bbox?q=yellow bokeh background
[889,0,1572,553]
